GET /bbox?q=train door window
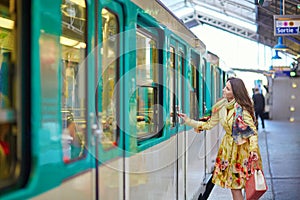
[0,0,18,189]
[214,68,220,100]
[168,44,185,129]
[211,66,215,104]
[100,8,119,149]
[178,51,185,125]
[202,58,207,115]
[61,0,87,162]
[135,27,160,141]
[169,47,176,128]
[190,52,199,120]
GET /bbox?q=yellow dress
[185,99,262,189]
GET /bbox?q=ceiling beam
[181,10,258,40]
[190,0,257,24]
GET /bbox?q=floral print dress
[185,99,262,189]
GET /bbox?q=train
[0,0,228,199]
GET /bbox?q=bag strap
[246,156,260,179]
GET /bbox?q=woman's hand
[178,113,204,133]
[177,113,188,122]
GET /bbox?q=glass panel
[179,52,185,108]
[178,52,184,124]
[190,55,198,120]
[100,8,119,149]
[136,28,159,141]
[61,0,86,162]
[136,31,158,83]
[0,0,18,186]
[215,69,220,99]
[169,47,175,127]
[191,59,197,90]
[202,59,207,115]
[136,87,156,140]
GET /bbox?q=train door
[126,19,164,200]
[177,45,186,200]
[185,51,207,199]
[205,67,221,176]
[40,0,91,199]
[201,58,213,181]
[168,38,186,199]
[96,2,124,199]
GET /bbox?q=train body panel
[31,170,95,199]
[0,0,227,199]
[29,129,215,200]
[185,130,206,199]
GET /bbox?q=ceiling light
[273,37,288,51]
[60,36,86,49]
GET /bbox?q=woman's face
[223,81,234,101]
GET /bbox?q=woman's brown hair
[227,77,256,121]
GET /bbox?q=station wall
[271,77,300,121]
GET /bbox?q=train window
[190,53,199,120]
[168,45,185,128]
[202,58,207,115]
[169,47,176,127]
[0,0,18,188]
[178,51,185,124]
[135,28,160,141]
[215,68,222,100]
[100,8,119,149]
[135,87,157,140]
[214,68,220,100]
[60,0,87,162]
[136,30,158,83]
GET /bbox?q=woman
[179,77,262,200]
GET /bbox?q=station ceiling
[160,0,300,57]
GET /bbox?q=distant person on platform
[252,88,265,130]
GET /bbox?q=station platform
[208,119,300,200]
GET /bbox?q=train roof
[131,0,206,54]
[207,51,219,66]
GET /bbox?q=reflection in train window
[202,58,207,115]
[215,68,221,101]
[136,87,157,140]
[177,51,185,125]
[100,8,119,150]
[190,53,199,120]
[136,27,160,141]
[60,0,87,162]
[0,0,19,189]
[136,30,158,83]
[169,47,175,127]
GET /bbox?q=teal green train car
[0,0,227,199]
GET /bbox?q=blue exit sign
[276,27,299,35]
